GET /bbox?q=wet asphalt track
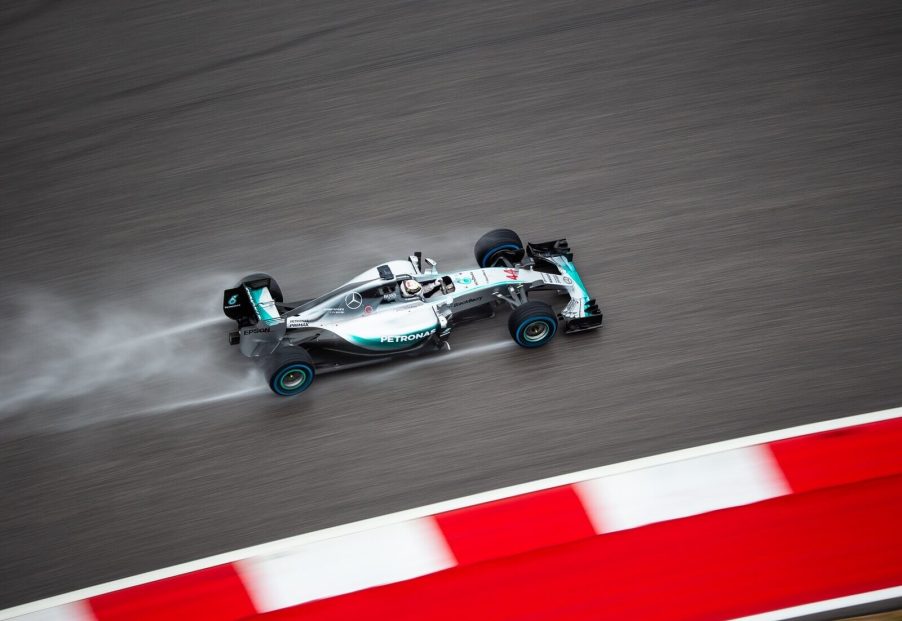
[1,0,902,608]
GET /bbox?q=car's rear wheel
[264,349,315,396]
[474,228,525,268]
[239,272,283,303]
[508,301,558,348]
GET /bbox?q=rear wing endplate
[223,279,281,327]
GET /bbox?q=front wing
[526,239,603,333]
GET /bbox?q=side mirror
[410,252,425,274]
[424,257,438,274]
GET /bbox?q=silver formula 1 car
[223,229,602,396]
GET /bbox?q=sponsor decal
[325,307,345,314]
[503,268,519,281]
[286,317,308,328]
[451,295,484,308]
[455,275,474,285]
[364,304,374,315]
[380,328,436,343]
[242,327,270,335]
[563,276,573,285]
[227,294,239,305]
[344,292,363,310]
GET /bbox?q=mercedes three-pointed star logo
[345,291,363,309]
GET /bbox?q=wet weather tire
[265,350,315,396]
[239,272,283,303]
[474,229,525,268]
[508,301,558,348]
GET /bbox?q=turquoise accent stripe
[249,287,277,321]
[560,261,590,299]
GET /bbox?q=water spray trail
[141,385,268,415]
[120,317,223,347]
[0,278,258,432]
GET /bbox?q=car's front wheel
[264,350,316,396]
[508,301,558,348]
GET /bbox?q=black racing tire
[508,301,558,348]
[474,228,525,268]
[264,349,315,396]
[239,272,283,303]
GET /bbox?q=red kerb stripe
[88,563,257,621]
[434,484,597,565]
[769,416,902,493]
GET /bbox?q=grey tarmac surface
[1,0,901,608]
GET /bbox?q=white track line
[732,586,902,620]
[1,405,899,620]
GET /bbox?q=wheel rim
[523,320,550,342]
[280,369,307,390]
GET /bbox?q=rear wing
[223,278,281,327]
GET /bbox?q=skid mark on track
[0,0,60,31]
[3,0,424,129]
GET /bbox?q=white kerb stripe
[12,603,94,621]
[576,445,790,533]
[236,517,455,611]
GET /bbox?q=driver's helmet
[400,279,422,298]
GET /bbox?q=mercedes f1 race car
[223,229,602,396]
